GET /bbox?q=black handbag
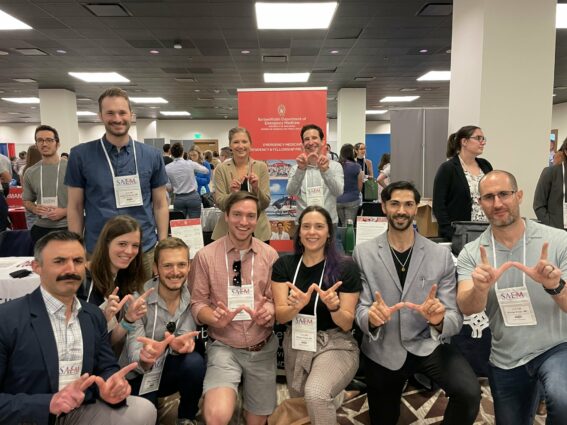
[201,192,215,208]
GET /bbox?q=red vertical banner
[238,88,327,160]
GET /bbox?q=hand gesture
[169,330,200,354]
[50,373,97,415]
[94,362,137,405]
[314,281,342,312]
[368,291,404,328]
[124,287,154,323]
[471,246,513,293]
[317,154,330,172]
[296,153,308,170]
[211,301,245,327]
[405,284,445,326]
[511,242,562,290]
[230,177,243,193]
[286,282,316,311]
[306,152,319,167]
[242,296,273,326]
[248,172,259,193]
[137,333,175,367]
[46,207,66,221]
[104,287,132,323]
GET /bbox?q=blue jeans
[488,342,567,425]
[173,192,202,219]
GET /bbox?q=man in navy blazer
[0,230,157,425]
[354,181,480,425]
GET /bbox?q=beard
[104,120,131,137]
[387,213,414,231]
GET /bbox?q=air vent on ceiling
[354,76,375,82]
[312,68,337,74]
[84,3,131,17]
[400,88,417,92]
[262,55,287,63]
[198,97,214,101]
[175,77,197,82]
[15,48,48,56]
[417,3,452,16]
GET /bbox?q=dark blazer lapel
[401,233,426,298]
[78,304,94,375]
[451,156,470,197]
[29,288,59,392]
[376,232,403,293]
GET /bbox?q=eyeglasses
[232,260,242,287]
[36,138,57,144]
[468,135,487,143]
[479,190,516,203]
[166,321,176,334]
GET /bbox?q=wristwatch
[544,278,566,295]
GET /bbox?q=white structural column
[448,0,556,217]
[136,119,157,141]
[337,88,366,150]
[39,89,80,154]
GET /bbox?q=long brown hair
[90,215,146,297]
[446,125,481,158]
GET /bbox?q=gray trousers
[57,396,157,425]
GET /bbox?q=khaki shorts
[203,334,278,416]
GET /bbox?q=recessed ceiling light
[445,49,451,54]
[256,2,338,30]
[417,70,450,81]
[160,111,191,116]
[77,111,97,116]
[0,50,8,55]
[77,97,92,101]
[264,72,310,83]
[69,72,129,83]
[0,9,32,30]
[419,49,428,53]
[173,42,182,49]
[557,4,567,28]
[330,50,339,54]
[149,106,160,109]
[130,97,168,104]
[241,50,251,54]
[354,76,375,82]
[56,49,67,54]
[2,97,40,104]
[13,78,36,83]
[174,77,196,82]
[400,88,417,92]
[553,93,557,97]
[149,49,160,54]
[194,89,200,93]
[380,96,420,102]
[365,110,388,115]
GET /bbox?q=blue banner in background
[365,134,390,177]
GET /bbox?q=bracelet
[123,315,135,324]
[328,304,340,313]
[120,319,136,332]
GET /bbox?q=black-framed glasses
[36,138,57,144]
[468,135,487,143]
[232,260,242,287]
[479,190,516,203]
[166,321,176,334]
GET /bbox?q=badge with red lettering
[495,286,537,327]
[292,313,317,352]
[113,174,143,208]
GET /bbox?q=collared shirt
[126,278,196,373]
[190,235,279,348]
[457,219,567,369]
[286,160,344,224]
[165,158,209,195]
[64,136,168,253]
[40,286,83,365]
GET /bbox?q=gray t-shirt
[0,154,11,193]
[23,160,68,228]
[457,219,567,369]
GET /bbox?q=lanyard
[291,256,326,316]
[563,162,566,202]
[100,138,139,178]
[40,160,60,201]
[303,167,323,192]
[232,158,251,192]
[492,221,526,290]
[224,240,255,287]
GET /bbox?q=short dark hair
[60,152,69,159]
[479,170,518,194]
[170,142,184,158]
[220,146,232,159]
[98,87,131,113]
[225,191,260,216]
[34,230,83,263]
[381,180,421,204]
[18,151,26,159]
[35,124,60,143]
[163,143,171,153]
[300,124,324,141]
[154,237,189,264]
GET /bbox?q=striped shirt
[190,235,279,348]
[165,158,209,194]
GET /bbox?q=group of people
[0,86,566,425]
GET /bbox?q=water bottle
[344,219,355,255]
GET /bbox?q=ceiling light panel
[380,96,420,102]
[366,110,388,115]
[76,111,97,116]
[69,72,129,83]
[417,70,451,81]
[558,4,567,28]
[0,9,32,30]
[130,97,168,104]
[2,97,40,104]
[264,72,310,83]
[160,111,191,116]
[256,2,338,30]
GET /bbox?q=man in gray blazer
[354,181,480,425]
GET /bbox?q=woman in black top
[272,206,361,425]
[432,126,493,240]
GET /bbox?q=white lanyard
[224,240,255,287]
[86,279,94,303]
[492,222,526,291]
[292,256,326,316]
[562,162,566,202]
[100,138,139,179]
[39,160,60,202]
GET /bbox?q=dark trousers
[363,344,481,425]
[129,351,206,420]
[30,225,67,245]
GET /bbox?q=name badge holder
[59,359,83,390]
[291,257,326,352]
[225,243,255,321]
[140,307,177,395]
[40,160,61,215]
[492,230,537,327]
[100,139,143,209]
[304,170,324,207]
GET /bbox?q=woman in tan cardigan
[212,127,271,241]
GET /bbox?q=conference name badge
[58,360,82,390]
[495,286,537,327]
[139,353,167,395]
[228,284,255,321]
[292,313,317,352]
[306,185,324,207]
[113,174,143,208]
[563,202,567,229]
